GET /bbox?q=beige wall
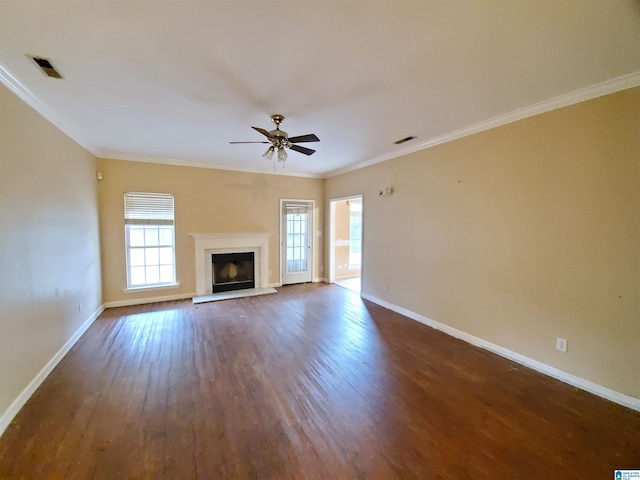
[97,159,324,304]
[325,88,640,398]
[0,85,102,421]
[1,73,636,424]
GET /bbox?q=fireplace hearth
[212,252,255,293]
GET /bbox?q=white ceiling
[1,1,639,177]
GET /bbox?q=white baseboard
[104,292,196,308]
[361,293,640,412]
[0,304,105,436]
[268,282,282,288]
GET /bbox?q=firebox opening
[212,252,255,293]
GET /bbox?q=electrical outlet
[556,337,568,352]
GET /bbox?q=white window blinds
[124,192,174,225]
[285,204,310,215]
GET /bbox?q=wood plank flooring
[0,283,638,479]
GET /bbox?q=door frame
[280,198,315,285]
[328,194,363,284]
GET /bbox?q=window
[124,192,176,288]
[348,200,362,270]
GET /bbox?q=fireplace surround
[190,233,270,297]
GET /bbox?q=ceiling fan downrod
[265,114,289,164]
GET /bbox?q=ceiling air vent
[30,56,63,79]
[394,136,416,145]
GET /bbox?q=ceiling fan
[230,114,319,167]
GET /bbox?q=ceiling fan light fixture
[277,146,288,163]
[262,146,275,161]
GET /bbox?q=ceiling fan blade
[289,144,316,156]
[288,133,320,143]
[229,141,269,144]
[252,126,273,138]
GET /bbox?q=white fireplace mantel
[190,232,270,297]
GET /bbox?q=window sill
[123,283,181,293]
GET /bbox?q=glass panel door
[282,201,313,285]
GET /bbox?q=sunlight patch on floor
[335,277,361,294]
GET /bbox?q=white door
[281,200,313,285]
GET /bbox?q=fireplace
[190,233,270,298]
[212,252,255,293]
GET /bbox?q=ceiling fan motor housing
[269,129,288,138]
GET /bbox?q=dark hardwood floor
[0,283,638,479]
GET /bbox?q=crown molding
[0,64,99,157]
[324,72,640,178]
[3,61,637,180]
[99,153,323,179]
[0,63,319,178]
